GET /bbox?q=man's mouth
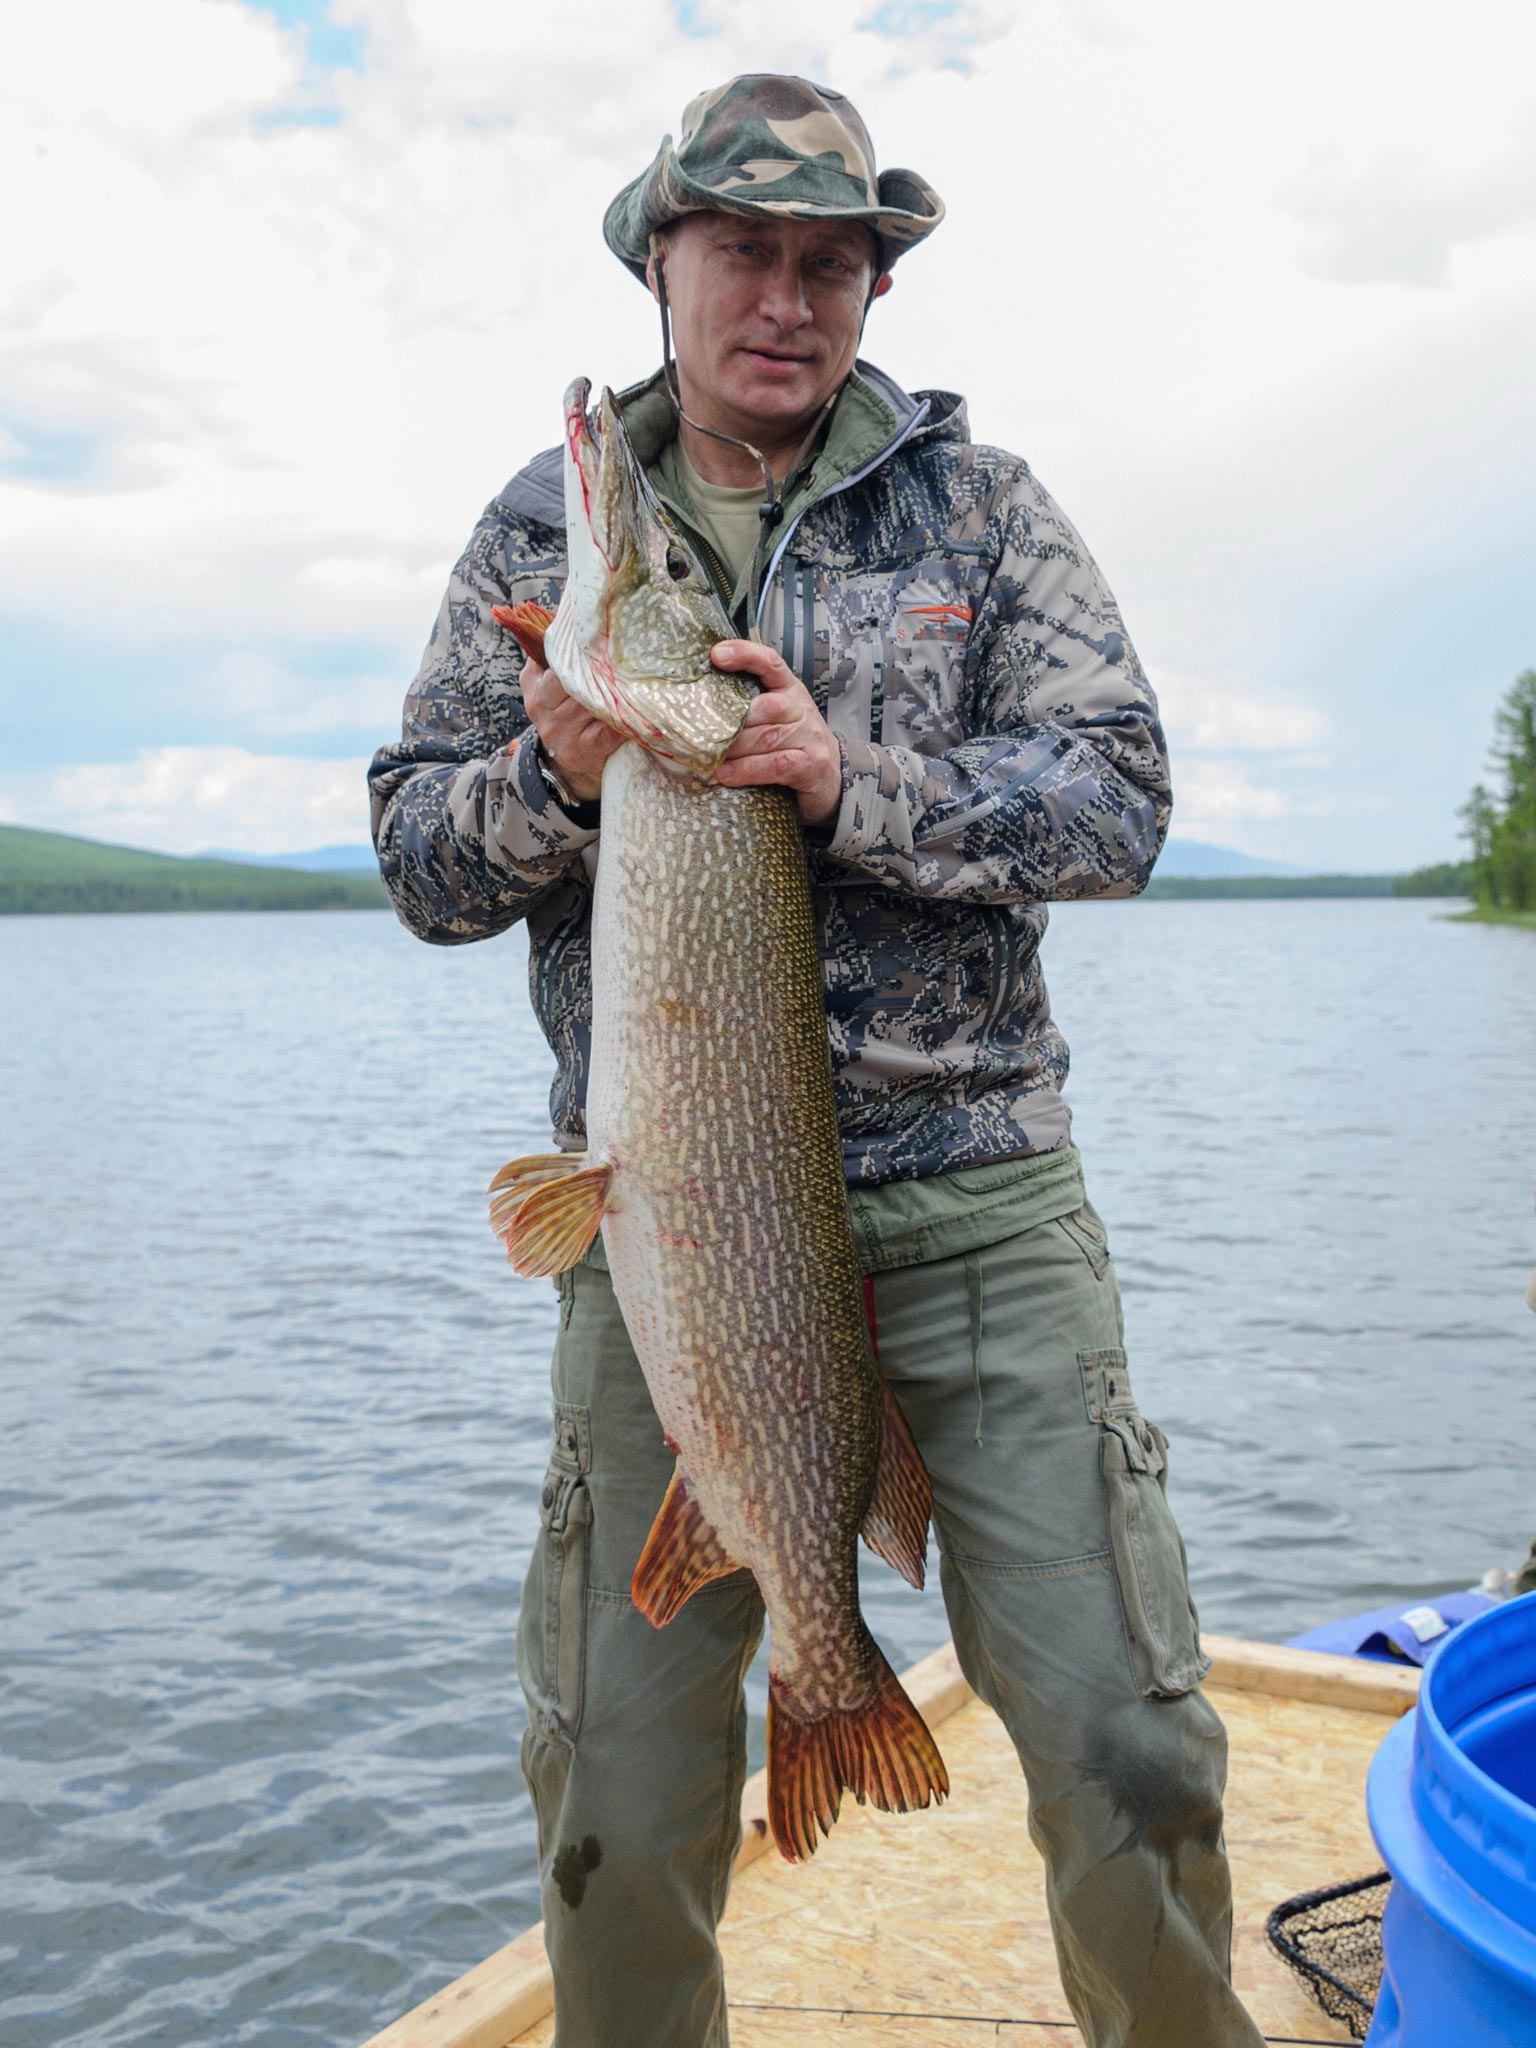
[741,346,813,368]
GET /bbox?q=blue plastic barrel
[1366,1596,1536,2044]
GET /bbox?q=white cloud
[1154,667,1329,756]
[1287,135,1536,291]
[1,745,373,854]
[1172,757,1293,830]
[204,651,406,735]
[2,0,1531,635]
[0,0,1532,866]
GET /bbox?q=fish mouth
[549,377,754,777]
[562,377,602,550]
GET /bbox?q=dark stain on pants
[553,1834,603,1909]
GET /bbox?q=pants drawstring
[965,1248,985,1447]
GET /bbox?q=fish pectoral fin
[487,1151,590,1241]
[491,601,557,666]
[486,1154,613,1277]
[860,1377,932,1592]
[487,1152,584,1231]
[767,1642,949,1863]
[632,1468,743,1628]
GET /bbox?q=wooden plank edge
[356,1640,976,2048]
[355,1634,1416,2047]
[1202,1631,1420,1715]
[356,1922,552,2048]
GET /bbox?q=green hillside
[0,823,387,915]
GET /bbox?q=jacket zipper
[693,531,738,613]
[753,398,933,637]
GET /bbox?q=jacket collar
[497,361,965,531]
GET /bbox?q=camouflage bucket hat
[604,73,944,282]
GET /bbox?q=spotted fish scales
[487,379,947,1860]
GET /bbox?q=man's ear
[872,273,893,300]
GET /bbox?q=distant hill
[200,843,378,872]
[0,824,387,915]
[1153,839,1300,878]
[4,820,1467,917]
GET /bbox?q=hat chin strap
[652,241,844,534]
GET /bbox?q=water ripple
[2,901,1533,2046]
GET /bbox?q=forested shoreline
[0,825,385,915]
[1459,670,1536,920]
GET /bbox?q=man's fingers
[735,691,800,730]
[712,639,797,691]
[725,719,806,759]
[717,750,813,784]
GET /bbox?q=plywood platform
[362,1637,1417,2048]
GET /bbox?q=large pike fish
[487,379,947,1861]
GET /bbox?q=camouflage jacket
[368,363,1171,1184]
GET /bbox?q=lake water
[2,899,1533,2047]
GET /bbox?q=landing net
[1266,1871,1388,2040]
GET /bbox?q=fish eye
[664,547,692,582]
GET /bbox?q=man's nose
[757,254,813,329]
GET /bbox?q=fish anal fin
[860,1378,932,1591]
[632,1468,742,1627]
[766,1642,949,1863]
[492,600,557,666]
[486,1153,613,1277]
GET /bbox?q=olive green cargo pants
[517,1148,1263,2047]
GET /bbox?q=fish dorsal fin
[632,1467,743,1627]
[860,1378,931,1591]
[486,1152,613,1276]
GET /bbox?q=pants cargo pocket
[1082,1349,1209,1700]
[516,1400,593,1747]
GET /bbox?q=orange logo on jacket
[893,601,972,644]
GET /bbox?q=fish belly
[587,742,876,1709]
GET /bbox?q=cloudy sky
[2,0,1532,866]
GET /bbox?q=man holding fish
[371,73,1263,2048]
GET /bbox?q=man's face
[651,212,889,441]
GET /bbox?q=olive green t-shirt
[648,435,765,601]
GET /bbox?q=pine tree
[1489,670,1536,911]
[1461,671,1536,911]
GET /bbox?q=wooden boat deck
[362,1636,1418,2048]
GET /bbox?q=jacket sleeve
[823,464,1171,905]
[367,498,593,945]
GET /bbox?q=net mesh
[1266,1871,1388,2040]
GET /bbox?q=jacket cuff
[490,732,602,858]
[823,735,889,867]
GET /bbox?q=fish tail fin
[486,1151,612,1276]
[492,600,557,665]
[766,1645,948,1863]
[860,1376,932,1591]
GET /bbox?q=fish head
[546,379,754,777]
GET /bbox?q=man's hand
[521,659,624,803]
[711,641,844,829]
